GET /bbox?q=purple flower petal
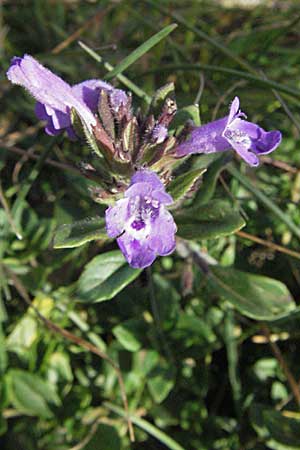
[7,54,98,135]
[250,129,282,155]
[7,55,70,111]
[151,190,173,205]
[117,234,157,269]
[152,124,168,143]
[227,96,241,123]
[105,169,177,269]
[176,118,229,156]
[72,79,112,112]
[109,89,128,112]
[125,182,154,199]
[148,208,177,256]
[35,102,49,121]
[130,169,165,190]
[105,198,129,238]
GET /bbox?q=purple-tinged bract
[105,170,177,269]
[176,96,282,166]
[7,54,112,138]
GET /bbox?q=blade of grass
[12,143,53,211]
[104,23,177,81]
[104,402,185,450]
[143,0,256,75]
[10,142,54,237]
[138,64,300,101]
[260,70,300,135]
[228,164,300,241]
[142,2,300,103]
[78,41,151,104]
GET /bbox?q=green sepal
[150,82,175,117]
[122,116,139,154]
[70,107,85,139]
[170,104,201,133]
[70,107,103,158]
[98,89,115,140]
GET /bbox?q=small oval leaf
[175,199,245,240]
[210,266,296,320]
[167,168,206,202]
[53,216,108,249]
[77,250,141,303]
[6,369,60,419]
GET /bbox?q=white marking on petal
[224,128,251,148]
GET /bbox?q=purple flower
[176,97,282,166]
[7,54,112,138]
[105,170,177,269]
[109,89,129,113]
[152,124,168,144]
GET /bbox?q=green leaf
[193,153,232,206]
[6,316,37,354]
[133,350,160,376]
[0,324,7,375]
[175,199,245,240]
[167,168,206,202]
[268,307,300,334]
[170,104,201,132]
[174,313,216,346]
[113,319,144,352]
[250,403,300,449]
[104,23,178,81]
[147,363,175,403]
[6,295,54,357]
[48,352,73,383]
[152,274,181,331]
[83,424,121,450]
[253,358,278,382]
[77,250,141,303]
[6,369,60,419]
[53,216,108,249]
[210,266,296,320]
[228,165,300,241]
[105,402,185,450]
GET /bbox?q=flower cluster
[7,55,282,268]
